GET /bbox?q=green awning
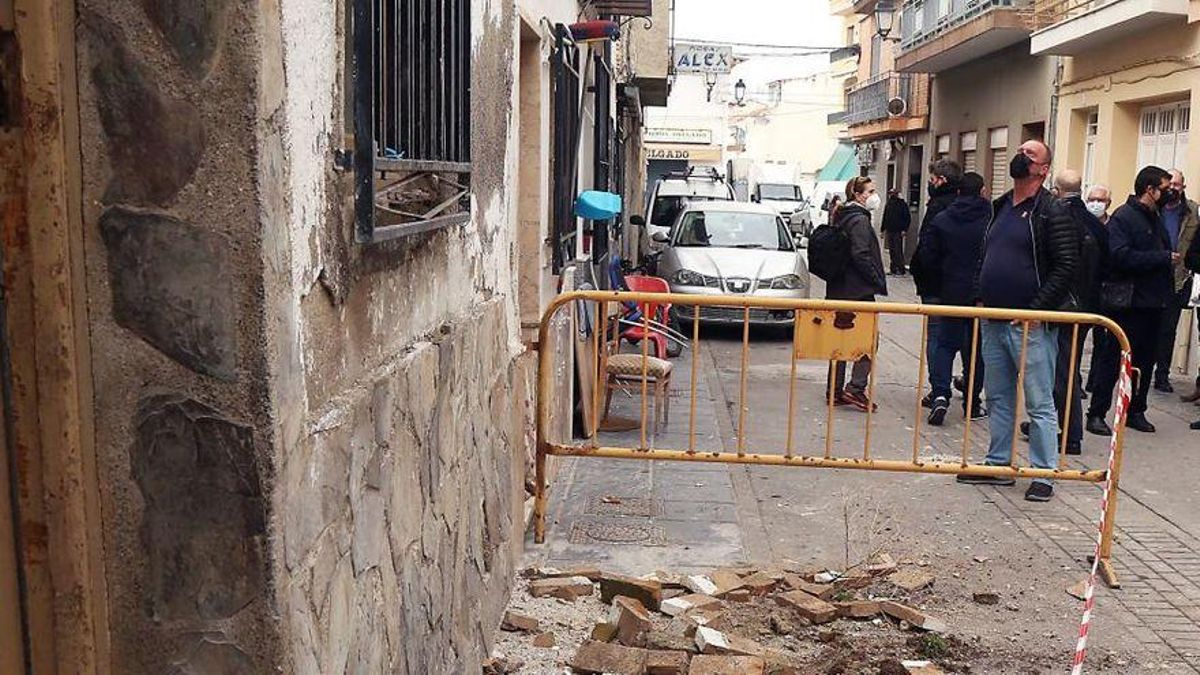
[816,143,857,182]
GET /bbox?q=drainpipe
[1047,55,1063,159]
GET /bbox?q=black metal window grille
[353,0,472,243]
[551,24,581,273]
[590,43,613,274]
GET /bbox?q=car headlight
[766,274,803,290]
[671,270,720,287]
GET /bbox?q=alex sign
[674,43,733,74]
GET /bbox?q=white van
[635,167,735,251]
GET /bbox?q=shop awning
[816,142,858,182]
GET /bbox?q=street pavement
[527,274,1200,671]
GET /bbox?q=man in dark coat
[1087,166,1179,435]
[827,176,888,412]
[924,172,989,426]
[958,140,1079,503]
[881,190,912,275]
[912,159,963,408]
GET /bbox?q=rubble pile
[489,556,987,674]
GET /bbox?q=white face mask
[864,193,882,211]
[1086,200,1107,218]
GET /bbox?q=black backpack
[807,221,851,282]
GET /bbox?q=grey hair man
[1085,184,1112,224]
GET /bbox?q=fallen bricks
[601,573,664,611]
[528,575,594,600]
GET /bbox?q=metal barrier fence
[533,291,1134,588]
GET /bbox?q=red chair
[620,275,672,360]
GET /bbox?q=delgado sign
[674,43,733,74]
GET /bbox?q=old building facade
[0,0,668,673]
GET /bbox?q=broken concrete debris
[662,593,722,617]
[569,640,649,674]
[528,575,594,600]
[889,569,936,593]
[532,632,556,648]
[687,654,766,675]
[972,591,1000,606]
[774,590,838,624]
[591,622,619,642]
[684,575,720,596]
[613,596,654,647]
[1066,579,1089,601]
[645,649,691,675]
[880,601,950,633]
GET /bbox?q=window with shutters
[936,134,950,159]
[988,127,1009,199]
[1137,101,1190,171]
[960,131,977,173]
[352,0,472,243]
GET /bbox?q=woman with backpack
[824,176,888,411]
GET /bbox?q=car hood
[672,247,801,279]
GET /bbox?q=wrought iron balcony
[845,72,927,126]
[1029,0,1187,55]
[897,0,1033,72]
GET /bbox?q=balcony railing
[829,45,861,63]
[1030,0,1107,27]
[845,72,927,126]
[900,0,1030,50]
[828,110,850,125]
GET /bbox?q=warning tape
[1071,351,1133,675]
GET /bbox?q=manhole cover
[586,495,661,517]
[568,518,667,546]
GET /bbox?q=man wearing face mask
[1086,166,1179,436]
[1150,170,1198,393]
[1086,185,1112,224]
[912,159,963,408]
[958,140,1078,503]
[826,176,888,412]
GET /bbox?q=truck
[727,159,813,242]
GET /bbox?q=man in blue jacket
[925,172,989,425]
[1086,166,1180,435]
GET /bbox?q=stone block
[612,596,654,647]
[647,627,697,653]
[141,0,230,77]
[131,395,264,621]
[662,593,721,617]
[500,611,539,632]
[601,573,663,610]
[591,622,619,642]
[740,572,778,596]
[100,207,235,378]
[781,575,835,600]
[835,600,882,619]
[684,575,720,596]
[688,655,766,675]
[569,640,648,674]
[710,570,744,595]
[774,591,837,625]
[879,601,949,632]
[646,649,691,674]
[889,569,935,593]
[84,15,205,206]
[529,576,594,600]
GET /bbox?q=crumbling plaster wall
[75,0,531,670]
[265,0,531,672]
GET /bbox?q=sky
[671,0,844,87]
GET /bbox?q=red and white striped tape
[1071,350,1134,675]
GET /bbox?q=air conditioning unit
[886,97,908,117]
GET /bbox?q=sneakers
[831,391,850,406]
[1065,442,1082,456]
[956,467,1016,486]
[1085,415,1111,436]
[927,396,949,426]
[1019,421,1030,439]
[1024,482,1054,502]
[1154,379,1174,394]
[841,390,878,412]
[963,404,988,420]
[952,376,966,394]
[1126,413,1156,433]
[1191,419,1200,430]
[920,392,934,409]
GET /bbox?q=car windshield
[650,195,722,227]
[673,211,792,250]
[758,183,801,201]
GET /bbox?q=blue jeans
[930,316,984,405]
[981,321,1059,484]
[922,297,941,393]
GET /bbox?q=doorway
[905,143,924,263]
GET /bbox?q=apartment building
[894,0,1056,202]
[1030,0,1199,374]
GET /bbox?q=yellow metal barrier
[534,291,1133,587]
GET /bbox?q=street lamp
[875,0,897,40]
[705,72,718,102]
[734,79,747,106]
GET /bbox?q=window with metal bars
[551,25,581,273]
[352,0,472,243]
[591,44,613,273]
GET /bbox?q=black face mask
[1009,153,1033,180]
[1156,188,1175,210]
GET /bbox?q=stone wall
[73,0,531,671]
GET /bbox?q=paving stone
[569,640,648,674]
[529,576,595,600]
[601,573,664,610]
[774,590,837,624]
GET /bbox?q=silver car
[652,201,811,325]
